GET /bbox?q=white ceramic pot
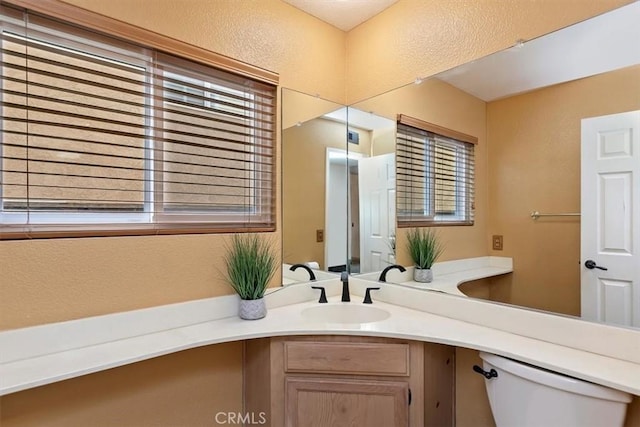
[414,267,433,283]
[239,297,267,320]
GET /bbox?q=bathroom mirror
[282,2,640,329]
[344,107,396,275]
[281,88,346,284]
[281,88,397,283]
[349,2,640,329]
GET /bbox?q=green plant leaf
[405,228,444,269]
[223,234,278,300]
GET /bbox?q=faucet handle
[311,286,328,303]
[363,287,380,304]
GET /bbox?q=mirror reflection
[281,89,344,284]
[345,108,396,275]
[281,89,396,283]
[350,2,640,329]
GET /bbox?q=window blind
[396,114,475,226]
[0,6,276,238]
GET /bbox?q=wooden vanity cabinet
[244,336,454,427]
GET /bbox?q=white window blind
[0,6,276,238]
[396,114,475,226]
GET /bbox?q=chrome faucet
[289,264,316,281]
[340,271,350,302]
[378,264,406,282]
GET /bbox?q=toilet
[479,352,632,427]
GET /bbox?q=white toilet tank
[479,352,631,427]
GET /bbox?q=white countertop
[1,275,640,397]
[355,256,513,296]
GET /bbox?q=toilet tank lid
[479,352,632,403]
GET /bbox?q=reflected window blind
[396,114,475,226]
[0,6,276,237]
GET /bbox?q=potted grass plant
[406,228,444,283]
[224,234,277,320]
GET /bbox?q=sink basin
[301,304,390,324]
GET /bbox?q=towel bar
[530,211,580,220]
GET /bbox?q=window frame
[396,114,476,228]
[0,25,153,227]
[0,2,278,240]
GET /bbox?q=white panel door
[325,150,349,270]
[359,154,396,274]
[581,110,640,327]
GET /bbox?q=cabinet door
[286,377,409,427]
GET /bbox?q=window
[0,5,276,238]
[396,114,475,226]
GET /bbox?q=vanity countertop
[1,276,639,397]
[355,256,513,296]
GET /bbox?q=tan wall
[61,0,347,103]
[0,1,345,425]
[1,0,345,329]
[345,0,633,103]
[282,90,346,131]
[371,127,396,156]
[2,0,638,426]
[487,65,640,315]
[0,343,243,427]
[282,118,342,269]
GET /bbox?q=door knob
[585,260,608,271]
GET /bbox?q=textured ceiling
[282,0,399,31]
